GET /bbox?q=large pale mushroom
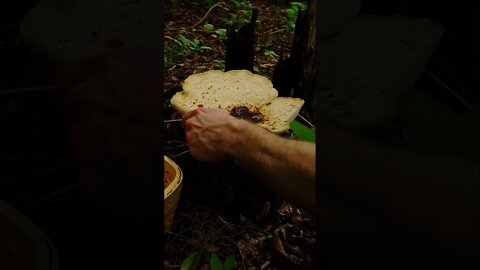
[171,70,305,133]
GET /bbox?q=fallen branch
[265,27,287,36]
[191,2,225,29]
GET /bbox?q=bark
[224,9,258,72]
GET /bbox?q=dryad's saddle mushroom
[171,70,304,133]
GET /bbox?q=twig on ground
[191,2,226,29]
[265,28,287,35]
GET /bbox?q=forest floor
[164,1,316,270]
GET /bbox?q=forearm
[227,120,316,212]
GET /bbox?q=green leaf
[289,120,315,142]
[291,1,308,11]
[181,252,202,270]
[203,23,215,31]
[223,255,236,270]
[215,28,227,37]
[192,39,200,48]
[210,253,224,270]
[177,34,190,47]
[240,18,250,25]
[258,234,273,241]
[253,66,260,73]
[263,49,278,58]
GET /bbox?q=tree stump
[224,9,258,72]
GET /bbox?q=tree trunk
[224,9,258,72]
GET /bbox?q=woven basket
[164,156,183,233]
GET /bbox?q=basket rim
[164,155,183,199]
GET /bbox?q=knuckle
[185,118,193,127]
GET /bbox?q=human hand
[183,108,243,162]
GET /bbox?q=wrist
[221,117,251,160]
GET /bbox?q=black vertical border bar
[159,0,166,268]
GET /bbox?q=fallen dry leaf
[285,243,303,256]
[260,260,270,270]
[290,210,303,224]
[277,202,293,216]
[270,236,289,258]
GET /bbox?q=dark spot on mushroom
[230,106,264,123]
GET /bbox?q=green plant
[203,23,227,40]
[253,66,260,73]
[258,233,273,241]
[203,23,215,31]
[285,1,307,29]
[180,252,236,270]
[214,59,225,69]
[210,253,236,270]
[164,31,212,67]
[289,120,315,142]
[263,49,278,58]
[192,38,211,51]
[181,252,202,270]
[221,0,254,28]
[215,28,227,39]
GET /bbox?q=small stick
[164,119,183,123]
[191,2,225,29]
[172,150,190,159]
[265,28,287,35]
[297,113,314,128]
